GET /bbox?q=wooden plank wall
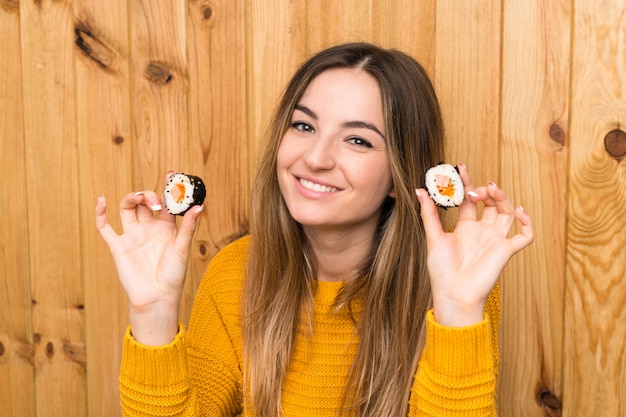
[0,1,624,416]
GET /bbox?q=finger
[485,182,516,232]
[127,191,164,223]
[457,163,478,222]
[174,204,204,255]
[416,188,445,245]
[509,205,534,253]
[95,194,119,246]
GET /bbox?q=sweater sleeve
[119,326,199,416]
[408,286,500,416]
[118,237,248,417]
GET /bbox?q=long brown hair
[243,42,445,416]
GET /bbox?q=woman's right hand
[95,172,204,345]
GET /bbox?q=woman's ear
[388,186,396,198]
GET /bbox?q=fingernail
[457,162,466,170]
[488,181,498,188]
[415,189,422,200]
[195,204,204,214]
[134,191,144,196]
[150,204,162,211]
[468,191,479,198]
[519,205,525,212]
[97,194,104,200]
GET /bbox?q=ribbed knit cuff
[410,311,496,415]
[422,310,494,378]
[120,325,188,392]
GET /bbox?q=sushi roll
[424,163,464,208]
[163,173,206,215]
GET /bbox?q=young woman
[95,42,533,416]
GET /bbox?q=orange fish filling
[170,182,187,203]
[434,174,456,197]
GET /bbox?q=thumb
[174,204,203,254]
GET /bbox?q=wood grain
[564,1,626,415]
[19,0,85,415]
[185,0,251,323]
[248,0,308,153]
[129,0,192,325]
[306,0,374,51]
[434,0,502,186]
[0,4,35,416]
[434,0,501,234]
[3,1,626,415]
[129,0,188,191]
[370,0,436,74]
[499,1,571,415]
[73,1,131,416]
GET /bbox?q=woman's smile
[297,177,341,194]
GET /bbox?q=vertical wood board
[0,3,35,415]
[129,0,192,324]
[306,0,374,52]
[185,0,250,324]
[129,0,189,190]
[434,0,502,185]
[74,0,132,416]
[499,1,571,416]
[370,0,436,74]
[434,1,501,235]
[564,1,626,415]
[19,0,85,415]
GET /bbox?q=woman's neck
[303,226,375,282]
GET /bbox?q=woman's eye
[347,137,373,148]
[291,122,315,133]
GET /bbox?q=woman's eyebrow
[293,104,385,139]
[294,104,317,120]
[343,120,385,139]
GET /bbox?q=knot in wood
[537,388,562,410]
[46,341,54,358]
[0,0,19,13]
[75,27,118,71]
[203,5,213,20]
[0,341,5,356]
[549,123,566,145]
[604,129,626,161]
[145,62,173,85]
[112,135,124,145]
[199,243,207,256]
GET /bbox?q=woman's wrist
[128,300,180,346]
[432,296,486,327]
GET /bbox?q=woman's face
[276,68,394,234]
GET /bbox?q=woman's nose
[303,135,336,170]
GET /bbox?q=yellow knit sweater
[120,236,499,416]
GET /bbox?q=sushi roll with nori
[424,164,464,208]
[163,173,206,215]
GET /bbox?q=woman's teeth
[300,179,339,193]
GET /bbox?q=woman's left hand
[416,163,534,327]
